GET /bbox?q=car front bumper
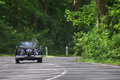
[15,55,43,60]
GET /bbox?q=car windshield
[18,41,38,48]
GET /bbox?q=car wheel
[37,58,42,63]
[16,59,20,63]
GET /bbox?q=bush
[74,26,120,64]
[0,20,24,54]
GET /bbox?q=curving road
[0,57,120,80]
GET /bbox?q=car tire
[37,58,42,63]
[16,59,20,63]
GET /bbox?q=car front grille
[26,49,34,57]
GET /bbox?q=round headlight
[38,50,41,52]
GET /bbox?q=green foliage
[74,26,120,64]
[0,0,74,55]
[65,0,97,32]
[0,20,23,53]
[0,20,54,54]
[0,1,5,5]
[72,0,120,65]
[65,0,97,55]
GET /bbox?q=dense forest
[0,0,120,64]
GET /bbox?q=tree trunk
[36,0,38,8]
[72,0,79,11]
[30,0,38,29]
[30,14,36,28]
[69,0,79,34]
[5,0,8,5]
[42,0,47,12]
[95,0,108,27]
[5,0,12,6]
[13,0,20,29]
[5,0,12,24]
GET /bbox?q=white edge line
[46,63,67,80]
[91,63,120,68]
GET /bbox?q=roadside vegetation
[66,0,120,65]
[0,0,120,65]
[0,53,14,57]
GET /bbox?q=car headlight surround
[38,49,41,53]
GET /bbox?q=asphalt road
[0,57,120,80]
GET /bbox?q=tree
[95,0,108,27]
[5,0,12,6]
[13,0,20,29]
[42,0,47,12]
[69,0,79,34]
[72,0,79,11]
[30,0,38,29]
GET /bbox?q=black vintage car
[15,41,43,63]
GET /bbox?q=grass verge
[0,54,76,57]
[77,57,120,66]
[0,53,14,57]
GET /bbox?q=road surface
[0,57,120,80]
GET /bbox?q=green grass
[0,53,14,57]
[44,54,77,57]
[77,57,120,66]
[43,55,55,57]
[0,54,76,57]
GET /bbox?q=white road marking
[46,63,67,80]
[91,63,120,68]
